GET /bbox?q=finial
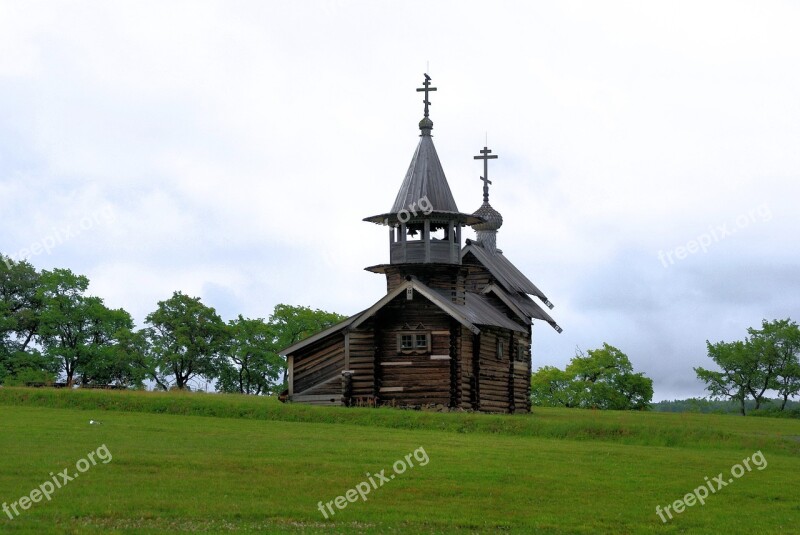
[416,73,437,134]
[474,146,498,203]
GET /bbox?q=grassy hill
[1,388,798,534]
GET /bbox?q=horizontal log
[381,379,449,388]
[479,400,510,408]
[382,370,449,379]
[294,375,340,396]
[292,394,340,402]
[381,396,450,404]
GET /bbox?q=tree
[216,316,283,395]
[0,348,59,386]
[35,269,90,386]
[749,319,800,411]
[37,269,132,387]
[566,344,653,410]
[695,339,765,416]
[0,256,51,383]
[696,319,800,415]
[0,256,41,353]
[270,304,347,384]
[108,328,154,389]
[530,366,580,408]
[530,344,653,410]
[145,292,228,390]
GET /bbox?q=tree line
[530,320,800,415]
[0,256,345,393]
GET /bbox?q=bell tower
[363,74,483,302]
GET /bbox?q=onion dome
[472,201,503,231]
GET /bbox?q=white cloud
[1,1,799,400]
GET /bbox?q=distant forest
[653,398,800,417]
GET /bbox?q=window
[396,332,430,353]
[515,342,526,362]
[497,339,504,360]
[415,334,428,349]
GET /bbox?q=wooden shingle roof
[462,241,554,308]
[390,134,458,214]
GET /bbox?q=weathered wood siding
[457,326,475,409]
[349,327,376,400]
[390,240,457,264]
[291,335,345,405]
[513,327,532,412]
[463,254,493,293]
[383,265,466,305]
[477,327,513,413]
[375,293,452,406]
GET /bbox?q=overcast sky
[2,1,798,400]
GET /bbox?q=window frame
[399,334,413,350]
[396,332,431,354]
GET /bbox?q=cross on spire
[474,146,498,203]
[416,73,437,119]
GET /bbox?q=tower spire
[474,146,498,203]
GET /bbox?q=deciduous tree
[0,256,51,383]
[216,316,282,395]
[145,292,228,390]
[696,319,800,415]
[749,319,800,411]
[37,269,132,387]
[530,344,653,410]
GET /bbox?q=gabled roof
[350,277,480,333]
[462,241,554,309]
[350,278,526,333]
[278,315,358,356]
[280,277,530,356]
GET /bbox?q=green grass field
[0,388,798,534]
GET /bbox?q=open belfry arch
[280,74,561,413]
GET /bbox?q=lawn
[0,388,798,534]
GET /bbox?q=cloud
[1,1,799,401]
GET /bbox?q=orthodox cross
[416,73,437,118]
[474,146,498,203]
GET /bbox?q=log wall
[374,293,452,406]
[383,265,467,305]
[292,335,345,398]
[463,254,493,293]
[476,327,511,413]
[348,328,376,400]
